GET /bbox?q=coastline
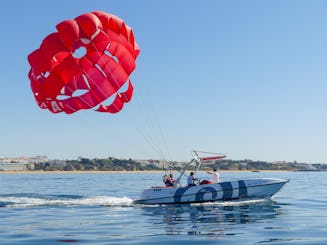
[0,170,290,174]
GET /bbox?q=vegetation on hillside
[33,157,327,172]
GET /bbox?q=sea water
[0,171,326,244]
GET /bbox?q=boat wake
[0,193,134,208]
[0,193,271,208]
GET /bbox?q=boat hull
[135,178,288,205]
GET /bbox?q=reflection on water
[2,172,327,244]
[140,199,283,239]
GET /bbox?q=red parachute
[27,11,140,114]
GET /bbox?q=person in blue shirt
[187,172,196,187]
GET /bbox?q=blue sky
[1,1,327,163]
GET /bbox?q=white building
[0,156,47,171]
[0,163,28,171]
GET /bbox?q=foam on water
[1,171,326,244]
[0,194,134,208]
[0,193,268,208]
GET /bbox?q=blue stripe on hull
[173,181,247,203]
[238,180,248,198]
[219,182,233,200]
[195,187,217,202]
[173,187,188,203]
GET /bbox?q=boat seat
[199,180,213,185]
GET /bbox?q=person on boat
[164,173,175,187]
[207,169,220,183]
[187,172,196,187]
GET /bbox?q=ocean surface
[0,171,326,244]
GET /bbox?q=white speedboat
[135,151,288,205]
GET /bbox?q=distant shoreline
[0,170,290,174]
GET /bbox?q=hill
[31,157,327,172]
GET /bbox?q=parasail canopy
[27,11,140,114]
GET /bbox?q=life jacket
[163,175,173,186]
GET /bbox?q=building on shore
[0,163,29,171]
[0,156,48,171]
